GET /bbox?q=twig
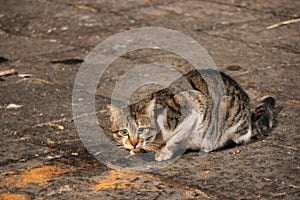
[267,18,300,29]
[0,69,17,77]
[30,77,54,85]
[73,5,98,12]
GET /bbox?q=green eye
[120,129,128,135]
[137,127,147,133]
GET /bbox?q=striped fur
[107,69,275,161]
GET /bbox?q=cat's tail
[251,96,276,137]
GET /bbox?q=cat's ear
[143,98,156,117]
[107,104,126,122]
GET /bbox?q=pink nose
[130,138,138,148]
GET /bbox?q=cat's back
[182,69,248,97]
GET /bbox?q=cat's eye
[120,129,128,135]
[137,127,147,134]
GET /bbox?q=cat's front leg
[154,135,187,161]
[155,146,173,161]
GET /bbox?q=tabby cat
[107,69,275,161]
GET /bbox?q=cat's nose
[130,138,138,148]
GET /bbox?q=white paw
[129,150,135,155]
[155,148,173,161]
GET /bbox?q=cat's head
[107,99,163,154]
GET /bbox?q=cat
[107,69,275,161]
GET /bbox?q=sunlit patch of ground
[0,193,29,200]
[93,170,156,191]
[1,164,76,187]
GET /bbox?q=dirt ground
[0,0,299,199]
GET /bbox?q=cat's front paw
[155,148,173,161]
